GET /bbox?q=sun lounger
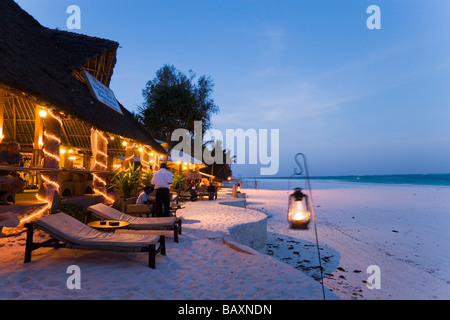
[0,212,20,236]
[86,203,182,243]
[24,212,166,269]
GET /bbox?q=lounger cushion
[36,213,160,247]
[88,203,176,229]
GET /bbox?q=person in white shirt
[151,163,173,217]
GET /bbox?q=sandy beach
[1,182,449,300]
[246,181,450,299]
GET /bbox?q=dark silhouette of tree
[138,65,219,152]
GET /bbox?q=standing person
[0,142,26,205]
[151,163,173,217]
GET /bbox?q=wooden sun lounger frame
[84,211,182,243]
[23,222,166,269]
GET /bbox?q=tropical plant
[109,163,141,198]
[171,172,186,190]
[141,171,154,187]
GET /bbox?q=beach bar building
[0,0,166,224]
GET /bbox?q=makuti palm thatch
[0,0,165,154]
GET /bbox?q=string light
[93,160,107,169]
[47,109,63,127]
[43,131,62,144]
[43,148,61,163]
[21,109,63,225]
[40,174,60,191]
[92,173,107,186]
[92,130,113,203]
[93,188,115,203]
[20,202,51,225]
[96,149,108,159]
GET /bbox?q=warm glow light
[122,141,128,147]
[39,110,47,118]
[69,156,76,160]
[38,136,44,149]
[93,188,115,203]
[93,173,107,186]
[43,148,61,162]
[20,202,51,225]
[60,148,66,154]
[96,149,108,159]
[93,160,107,169]
[47,109,63,126]
[96,130,108,145]
[41,174,60,191]
[44,131,62,144]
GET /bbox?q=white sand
[0,189,333,300]
[1,182,448,300]
[245,181,450,300]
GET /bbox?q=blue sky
[15,0,450,177]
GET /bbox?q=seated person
[136,186,154,204]
[207,183,217,200]
[190,183,198,202]
[0,142,26,205]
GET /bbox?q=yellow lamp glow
[287,188,311,228]
[38,110,47,118]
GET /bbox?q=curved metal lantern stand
[288,153,326,300]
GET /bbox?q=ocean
[234,174,450,191]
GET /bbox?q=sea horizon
[233,173,450,190]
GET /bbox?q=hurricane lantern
[288,188,311,228]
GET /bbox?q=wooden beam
[0,90,4,142]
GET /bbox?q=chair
[0,212,20,236]
[24,212,165,269]
[86,203,182,243]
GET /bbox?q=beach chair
[86,203,182,243]
[24,212,166,269]
[0,212,20,236]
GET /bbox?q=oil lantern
[287,188,311,228]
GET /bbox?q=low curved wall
[226,213,267,253]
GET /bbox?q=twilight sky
[16,0,450,177]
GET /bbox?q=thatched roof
[0,0,165,154]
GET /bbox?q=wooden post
[140,147,149,174]
[33,105,45,167]
[91,129,108,195]
[0,90,5,143]
[42,110,61,203]
[124,143,135,170]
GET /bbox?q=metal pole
[295,153,326,300]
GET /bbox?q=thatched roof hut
[0,0,165,155]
